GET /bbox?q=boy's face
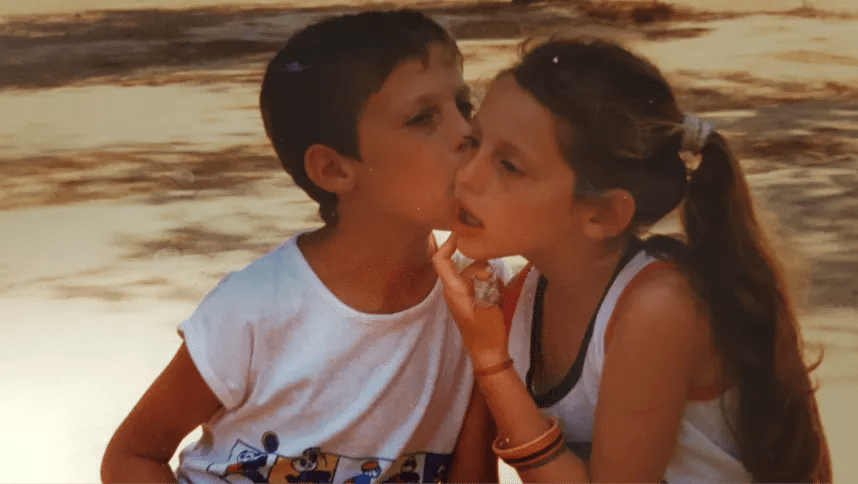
[352,43,473,231]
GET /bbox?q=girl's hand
[431,233,509,366]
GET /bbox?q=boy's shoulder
[200,237,304,306]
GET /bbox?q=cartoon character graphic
[382,456,420,483]
[224,449,278,483]
[285,447,333,483]
[215,432,281,483]
[344,460,382,484]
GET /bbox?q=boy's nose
[454,134,472,155]
[451,110,474,151]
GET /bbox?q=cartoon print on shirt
[203,432,450,484]
[344,460,383,484]
[382,455,421,483]
[271,447,337,483]
[207,440,279,483]
[420,453,452,484]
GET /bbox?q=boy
[101,9,499,484]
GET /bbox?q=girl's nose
[455,148,483,196]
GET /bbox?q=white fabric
[176,232,503,484]
[507,250,752,483]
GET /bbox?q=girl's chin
[454,234,510,262]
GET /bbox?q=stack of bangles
[492,417,565,470]
[474,359,566,471]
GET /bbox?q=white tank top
[504,249,753,483]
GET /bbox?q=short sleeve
[178,272,255,410]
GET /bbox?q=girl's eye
[456,100,475,120]
[499,159,521,174]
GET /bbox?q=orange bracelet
[511,438,565,470]
[473,358,514,378]
[493,417,563,467]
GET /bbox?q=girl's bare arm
[433,235,708,482]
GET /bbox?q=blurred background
[1,0,856,482]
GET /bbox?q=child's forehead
[377,48,466,98]
[385,44,461,79]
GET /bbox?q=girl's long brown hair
[511,38,831,482]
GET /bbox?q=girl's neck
[298,221,438,315]
[524,238,634,392]
[528,237,630,297]
[526,237,633,333]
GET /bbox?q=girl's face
[453,74,584,261]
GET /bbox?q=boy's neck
[297,223,438,315]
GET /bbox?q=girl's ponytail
[682,131,832,483]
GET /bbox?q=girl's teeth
[459,208,482,227]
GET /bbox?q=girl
[433,38,831,483]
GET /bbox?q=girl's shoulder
[605,257,710,356]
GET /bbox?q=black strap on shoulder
[526,239,641,407]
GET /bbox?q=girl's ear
[304,144,357,194]
[581,188,636,240]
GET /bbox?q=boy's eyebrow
[409,85,472,107]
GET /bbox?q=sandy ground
[1,0,856,482]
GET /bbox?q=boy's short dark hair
[260,9,461,225]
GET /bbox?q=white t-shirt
[176,232,500,484]
[506,250,752,483]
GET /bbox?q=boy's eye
[464,135,479,149]
[456,100,475,120]
[406,110,436,126]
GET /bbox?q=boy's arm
[446,386,500,483]
[101,342,223,483]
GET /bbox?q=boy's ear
[581,188,636,240]
[304,144,357,194]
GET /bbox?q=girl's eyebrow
[473,118,532,165]
[495,139,526,161]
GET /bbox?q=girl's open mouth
[457,206,483,228]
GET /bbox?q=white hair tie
[682,113,713,153]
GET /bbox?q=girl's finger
[435,232,458,261]
[427,232,438,256]
[459,260,492,282]
[431,234,468,292]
